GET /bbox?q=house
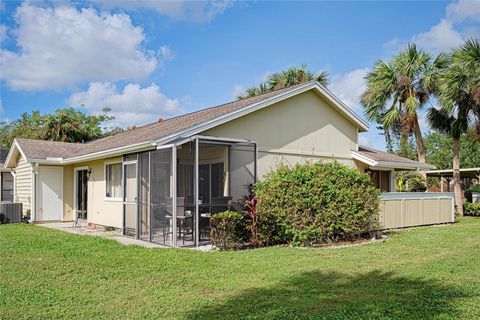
[4,81,432,246]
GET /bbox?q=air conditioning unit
[0,202,23,224]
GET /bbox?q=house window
[106,163,122,198]
[369,170,391,192]
[1,172,14,202]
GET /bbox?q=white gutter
[26,141,157,165]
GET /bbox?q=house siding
[14,155,32,216]
[202,90,360,178]
[63,156,123,227]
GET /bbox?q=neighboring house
[0,149,14,202]
[4,81,432,246]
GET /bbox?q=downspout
[31,163,39,223]
[254,143,258,182]
[11,171,16,202]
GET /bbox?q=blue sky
[1,0,479,149]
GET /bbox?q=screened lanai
[122,135,257,247]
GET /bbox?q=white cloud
[93,0,233,22]
[329,68,369,113]
[0,99,4,115]
[412,19,464,52]
[446,0,480,22]
[385,0,480,54]
[67,82,184,125]
[0,4,160,91]
[158,45,175,62]
[0,24,6,43]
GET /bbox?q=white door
[37,167,63,221]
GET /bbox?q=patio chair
[163,197,193,245]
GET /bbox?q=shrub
[210,211,247,250]
[255,162,380,246]
[396,173,427,192]
[464,202,480,216]
[242,185,261,247]
[464,185,480,202]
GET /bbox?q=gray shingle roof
[357,146,422,164]
[15,83,306,160]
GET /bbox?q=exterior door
[123,162,137,236]
[75,169,88,220]
[37,167,63,221]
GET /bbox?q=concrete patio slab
[36,222,167,249]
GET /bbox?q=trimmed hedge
[255,162,380,246]
[210,211,247,250]
[464,202,480,217]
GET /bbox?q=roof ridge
[16,138,82,145]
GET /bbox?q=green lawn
[1,218,479,320]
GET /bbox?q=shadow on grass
[186,270,467,320]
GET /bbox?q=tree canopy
[0,108,115,149]
[423,130,480,170]
[237,64,328,100]
[361,44,448,163]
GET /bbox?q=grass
[1,218,479,319]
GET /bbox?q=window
[369,170,391,192]
[1,172,14,202]
[106,163,122,198]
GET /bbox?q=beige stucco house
[4,81,432,246]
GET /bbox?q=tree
[0,111,44,149]
[428,38,480,216]
[361,44,448,165]
[424,130,480,170]
[237,64,328,99]
[395,134,418,161]
[0,108,115,149]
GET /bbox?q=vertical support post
[391,170,397,192]
[172,145,177,247]
[149,151,153,242]
[121,160,125,236]
[195,138,200,247]
[227,145,231,197]
[440,175,444,193]
[253,143,258,182]
[136,154,140,240]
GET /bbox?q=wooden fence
[379,192,455,230]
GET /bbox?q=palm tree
[237,64,328,100]
[428,38,480,216]
[237,83,269,100]
[268,64,328,91]
[361,44,448,164]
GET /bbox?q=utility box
[0,202,23,224]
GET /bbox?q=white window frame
[104,160,123,201]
